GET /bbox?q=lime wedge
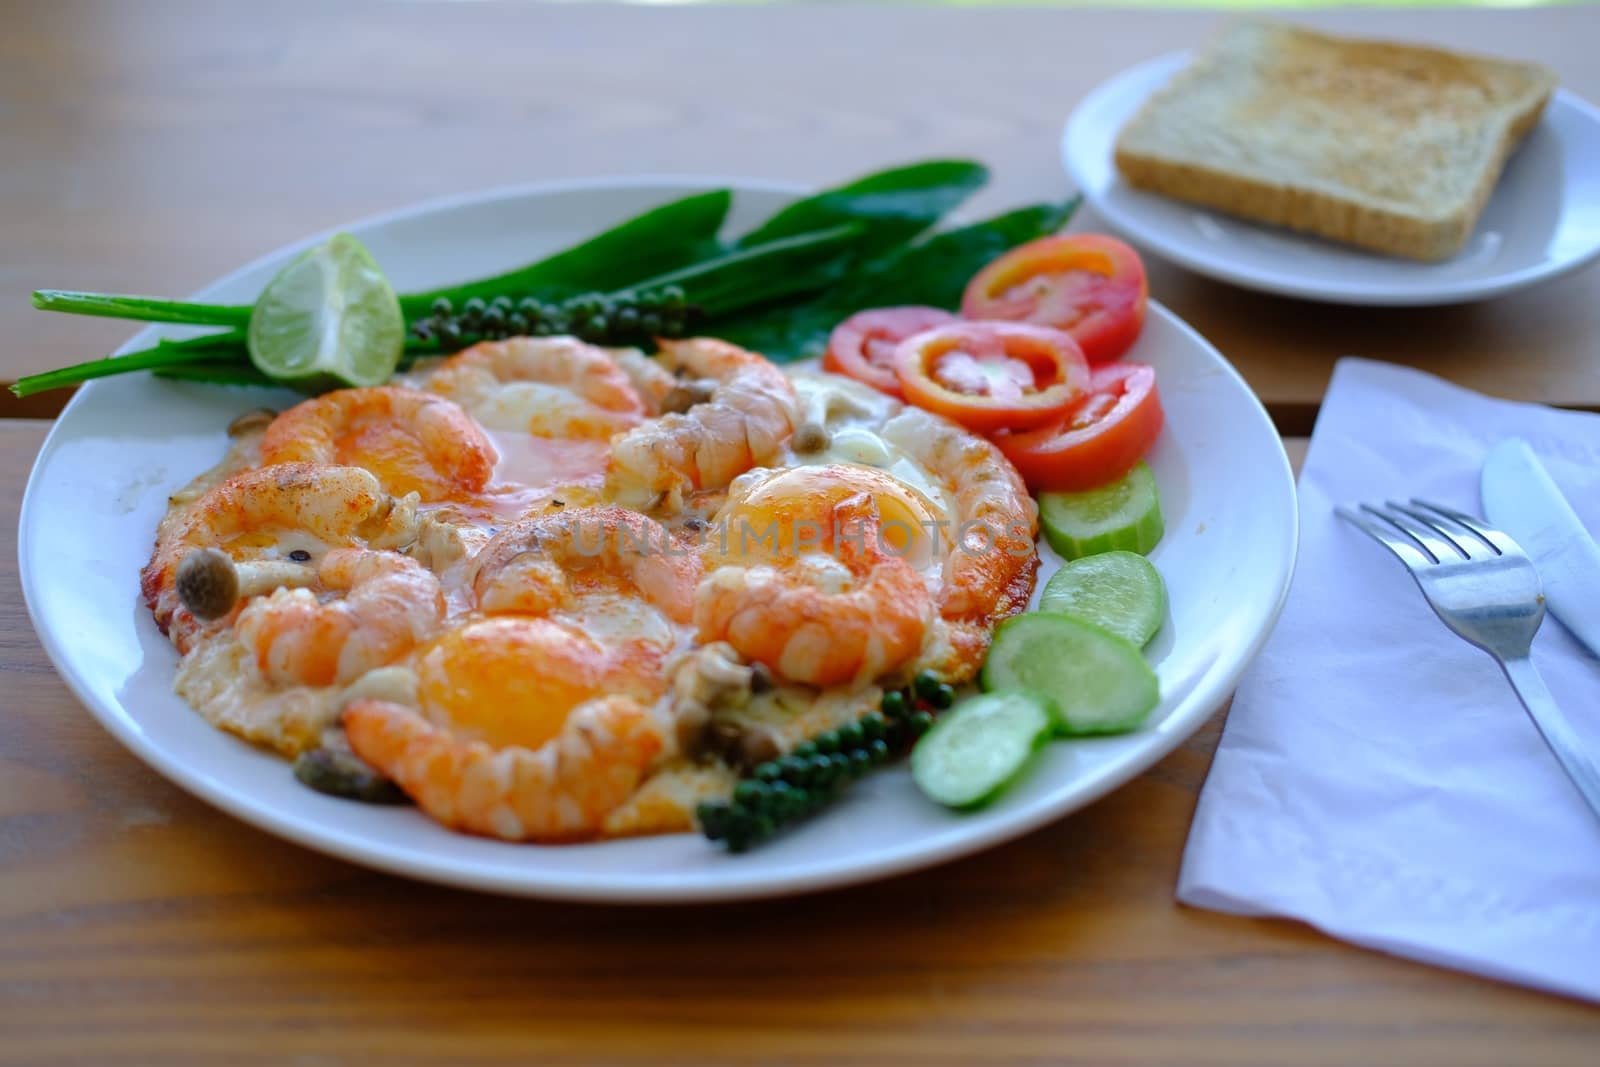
[247,233,404,391]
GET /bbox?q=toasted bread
[1113,21,1556,261]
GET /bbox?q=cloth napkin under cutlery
[1179,357,1600,1003]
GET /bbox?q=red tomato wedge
[994,362,1163,491]
[894,322,1090,434]
[823,306,958,397]
[962,234,1148,364]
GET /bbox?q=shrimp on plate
[696,490,933,689]
[878,406,1039,678]
[142,463,420,652]
[344,614,665,840]
[260,385,496,503]
[171,546,446,757]
[469,504,699,622]
[419,336,648,440]
[736,372,1040,682]
[609,347,682,414]
[467,504,701,695]
[605,338,799,511]
[339,505,710,839]
[136,316,1039,841]
[141,462,445,757]
[235,548,445,689]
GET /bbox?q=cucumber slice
[1039,551,1166,647]
[1037,461,1163,560]
[981,613,1159,736]
[911,692,1052,809]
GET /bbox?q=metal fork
[1337,499,1600,823]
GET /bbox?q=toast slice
[1113,21,1556,261]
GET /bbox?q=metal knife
[1481,437,1600,658]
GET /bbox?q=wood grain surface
[2,423,1596,1063]
[5,2,1600,1061]
[4,1,1600,426]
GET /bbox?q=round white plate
[1064,53,1600,306]
[19,178,1297,902]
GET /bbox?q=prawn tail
[344,695,663,841]
[344,699,468,825]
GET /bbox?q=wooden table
[2,2,1596,1062]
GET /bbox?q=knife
[1481,437,1600,658]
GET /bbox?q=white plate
[1064,53,1600,306]
[18,178,1297,902]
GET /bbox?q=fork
[1337,498,1600,823]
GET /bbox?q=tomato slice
[962,234,1148,365]
[823,306,958,397]
[994,362,1163,491]
[894,322,1089,434]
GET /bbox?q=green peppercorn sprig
[410,286,700,353]
[881,669,956,742]
[914,670,957,710]
[697,671,959,852]
[697,711,896,853]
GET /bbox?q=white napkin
[1179,357,1600,1003]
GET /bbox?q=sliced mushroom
[748,661,776,694]
[175,548,317,621]
[691,712,784,770]
[695,647,756,691]
[732,723,782,768]
[674,701,713,758]
[175,548,240,621]
[665,644,795,767]
[293,747,409,804]
[791,389,834,454]
[669,643,756,759]
[790,422,830,454]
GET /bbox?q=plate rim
[17,176,1300,902]
[1063,51,1600,307]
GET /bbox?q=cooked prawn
[421,336,648,439]
[469,504,700,623]
[346,694,662,841]
[235,548,445,688]
[142,463,419,651]
[695,493,932,688]
[605,338,799,510]
[879,406,1039,675]
[468,506,699,694]
[611,347,682,413]
[344,613,666,840]
[260,386,496,502]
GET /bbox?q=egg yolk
[712,464,944,566]
[416,616,613,750]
